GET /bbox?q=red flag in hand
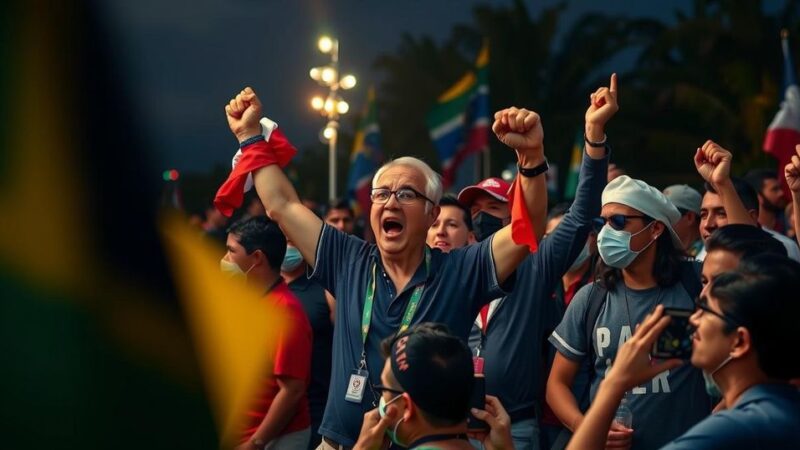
[507,177,538,253]
[213,128,296,217]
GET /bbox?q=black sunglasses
[593,214,653,232]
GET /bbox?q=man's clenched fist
[492,107,544,164]
[225,86,263,143]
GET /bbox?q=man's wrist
[585,124,605,142]
[239,134,265,148]
[237,127,263,145]
[516,149,545,168]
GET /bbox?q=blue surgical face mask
[378,394,405,446]
[568,243,591,272]
[703,354,733,398]
[596,222,656,269]
[281,246,303,272]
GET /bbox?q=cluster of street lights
[309,36,357,200]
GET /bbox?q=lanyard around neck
[360,248,431,352]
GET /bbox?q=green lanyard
[360,248,431,366]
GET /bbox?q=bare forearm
[250,387,304,444]
[546,380,584,433]
[517,151,548,240]
[793,192,800,247]
[566,379,625,450]
[715,180,757,226]
[253,165,323,265]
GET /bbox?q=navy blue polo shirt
[310,227,510,445]
[661,383,800,449]
[467,149,607,420]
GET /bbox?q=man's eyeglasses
[593,214,652,232]
[694,296,741,328]
[371,187,433,205]
[372,384,404,396]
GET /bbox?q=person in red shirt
[222,217,313,450]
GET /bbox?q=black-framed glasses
[372,384,404,396]
[596,214,653,231]
[694,296,741,328]
[370,187,433,205]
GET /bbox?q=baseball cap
[603,176,683,248]
[457,177,511,206]
[663,184,702,214]
[387,323,473,423]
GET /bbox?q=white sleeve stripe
[551,331,586,356]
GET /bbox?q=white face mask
[219,258,254,280]
[597,222,656,269]
[703,354,733,398]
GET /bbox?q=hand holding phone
[651,308,694,359]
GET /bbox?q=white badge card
[345,369,369,403]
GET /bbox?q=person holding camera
[567,254,800,449]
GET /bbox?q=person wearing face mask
[547,175,711,450]
[282,241,335,450]
[566,254,800,450]
[455,75,615,450]
[223,217,314,450]
[352,323,514,450]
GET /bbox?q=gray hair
[372,157,443,211]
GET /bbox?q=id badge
[345,369,369,403]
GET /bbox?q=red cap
[457,177,511,206]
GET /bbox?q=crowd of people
[202,75,800,450]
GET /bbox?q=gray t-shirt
[549,281,711,450]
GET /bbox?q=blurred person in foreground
[222,217,313,450]
[352,323,513,450]
[567,254,800,450]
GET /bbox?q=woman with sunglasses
[547,176,711,450]
[566,254,800,450]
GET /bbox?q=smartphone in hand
[467,374,489,431]
[651,308,694,359]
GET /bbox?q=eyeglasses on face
[370,187,433,205]
[694,296,741,328]
[594,214,652,231]
[372,384,404,396]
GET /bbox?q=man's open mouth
[382,219,404,236]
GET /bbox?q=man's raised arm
[489,107,548,283]
[225,87,323,266]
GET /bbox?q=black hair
[743,168,777,195]
[438,194,473,231]
[704,177,759,212]
[322,198,354,218]
[710,254,800,380]
[381,323,473,427]
[705,224,786,259]
[226,216,286,271]
[547,202,572,222]
[597,218,686,290]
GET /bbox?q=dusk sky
[100,0,783,174]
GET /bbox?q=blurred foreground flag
[0,1,285,448]
[764,30,800,200]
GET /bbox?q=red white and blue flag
[764,31,800,200]
[346,88,383,217]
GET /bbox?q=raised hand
[785,144,800,193]
[225,86,263,143]
[694,140,733,187]
[492,107,544,162]
[585,73,619,137]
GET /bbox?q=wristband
[518,160,549,178]
[239,134,265,148]
[584,133,607,148]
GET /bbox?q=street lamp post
[309,36,356,201]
